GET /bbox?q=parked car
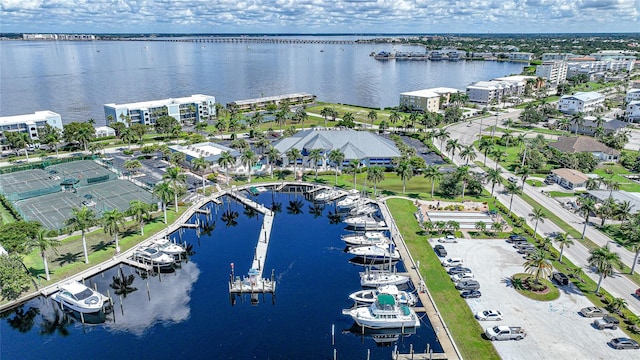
[434,244,447,257]
[552,272,569,286]
[580,307,607,318]
[460,290,481,299]
[514,242,534,250]
[456,280,480,290]
[609,337,640,350]
[448,267,472,275]
[508,176,518,184]
[517,246,536,255]
[441,257,464,268]
[507,234,527,243]
[438,234,458,243]
[593,315,620,330]
[485,326,526,341]
[451,273,475,283]
[475,310,503,321]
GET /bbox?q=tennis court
[76,180,156,213]
[0,169,61,201]
[47,160,117,187]
[15,192,86,230]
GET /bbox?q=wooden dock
[228,188,273,216]
[378,201,462,360]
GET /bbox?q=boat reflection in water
[343,323,417,347]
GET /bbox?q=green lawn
[387,198,500,360]
[592,164,640,193]
[511,273,560,301]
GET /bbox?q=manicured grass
[592,164,640,192]
[547,191,576,198]
[387,198,500,360]
[511,273,560,301]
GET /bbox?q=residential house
[557,92,605,115]
[551,168,589,190]
[586,190,640,215]
[549,136,620,162]
[568,116,629,136]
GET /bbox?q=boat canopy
[376,293,396,306]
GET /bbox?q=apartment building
[625,101,640,123]
[590,50,637,61]
[0,111,63,142]
[399,87,460,112]
[557,92,605,115]
[227,93,316,112]
[507,52,534,61]
[535,60,568,88]
[104,94,216,127]
[626,89,640,103]
[466,78,525,105]
[541,53,576,61]
[567,60,635,79]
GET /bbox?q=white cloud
[0,0,638,33]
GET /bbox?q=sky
[1,0,639,34]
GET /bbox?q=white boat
[315,189,341,201]
[349,285,418,306]
[151,238,186,257]
[341,232,390,247]
[132,246,175,269]
[360,271,410,287]
[348,244,400,261]
[344,215,386,230]
[349,204,377,216]
[52,281,110,314]
[342,294,421,329]
[337,195,361,209]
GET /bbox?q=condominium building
[557,92,605,115]
[535,60,568,88]
[0,111,63,142]
[541,53,576,61]
[507,52,534,61]
[626,89,640,103]
[227,93,316,112]
[567,60,635,79]
[465,78,525,105]
[625,101,640,123]
[399,87,460,112]
[103,94,216,127]
[589,50,637,61]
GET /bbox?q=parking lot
[431,238,639,360]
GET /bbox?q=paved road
[439,114,640,316]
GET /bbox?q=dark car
[609,337,640,350]
[460,290,482,299]
[434,244,447,258]
[507,234,527,243]
[456,280,480,290]
[448,267,472,275]
[552,272,569,286]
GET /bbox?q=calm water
[1,192,442,359]
[0,38,525,124]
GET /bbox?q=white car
[451,273,475,283]
[441,257,464,268]
[475,310,504,321]
[438,235,458,243]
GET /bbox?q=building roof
[229,93,314,106]
[492,75,534,83]
[551,168,589,184]
[273,128,401,160]
[0,111,60,126]
[169,142,240,162]
[582,117,629,131]
[587,190,640,214]
[560,91,604,102]
[104,94,214,109]
[549,136,620,156]
[400,87,460,98]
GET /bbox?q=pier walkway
[378,201,462,360]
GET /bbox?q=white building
[557,92,605,115]
[399,87,460,112]
[0,111,63,142]
[541,53,575,61]
[507,52,534,61]
[589,50,637,61]
[465,78,525,105]
[535,60,568,88]
[625,101,640,123]
[104,94,216,127]
[95,126,116,138]
[626,89,640,103]
[567,60,634,78]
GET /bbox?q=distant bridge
[141,37,358,45]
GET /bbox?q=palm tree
[342,112,355,126]
[523,248,553,286]
[102,209,126,254]
[486,168,503,196]
[217,151,235,186]
[554,233,574,262]
[65,206,96,264]
[459,144,476,165]
[518,165,530,190]
[285,148,302,179]
[346,159,361,189]
[505,182,521,216]
[395,160,414,194]
[128,200,150,236]
[307,149,324,180]
[475,221,487,233]
[367,166,385,196]
[320,107,332,127]
[578,197,597,239]
[153,182,173,224]
[436,129,450,152]
[455,165,471,198]
[26,229,59,281]
[491,148,506,170]
[240,149,257,182]
[265,146,280,179]
[478,137,493,167]
[622,215,640,274]
[367,110,377,127]
[328,149,345,185]
[528,207,546,240]
[163,166,186,212]
[423,165,442,198]
[588,245,622,294]
[191,156,210,193]
[445,138,460,158]
[389,110,401,128]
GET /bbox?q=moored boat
[344,215,386,230]
[151,238,186,257]
[132,246,176,269]
[360,271,410,287]
[342,294,421,329]
[348,244,400,261]
[51,281,111,314]
[341,231,390,247]
[337,195,361,209]
[349,204,377,216]
[349,285,417,306]
[314,189,341,201]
